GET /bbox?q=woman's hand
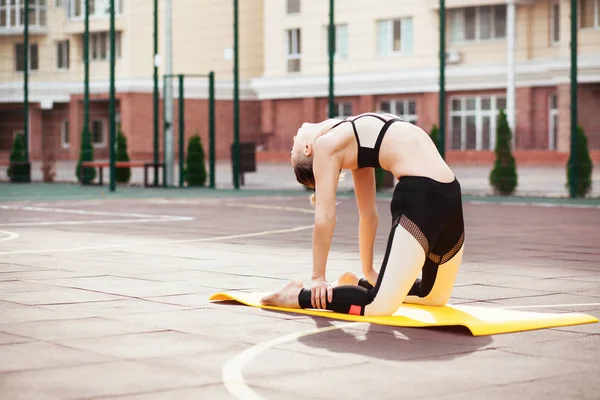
[311,278,333,309]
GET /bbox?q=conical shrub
[185,133,207,187]
[115,125,131,183]
[489,109,518,195]
[7,133,30,183]
[566,125,593,197]
[75,127,96,184]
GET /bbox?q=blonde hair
[308,172,345,208]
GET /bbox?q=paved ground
[2,160,600,197]
[0,191,599,399]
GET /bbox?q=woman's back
[346,114,455,183]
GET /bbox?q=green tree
[75,127,96,184]
[115,125,131,183]
[185,133,207,186]
[430,124,441,155]
[7,133,30,183]
[489,109,518,195]
[566,125,593,198]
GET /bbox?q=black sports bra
[329,113,405,168]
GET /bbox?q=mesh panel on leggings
[428,230,464,265]
[398,214,429,255]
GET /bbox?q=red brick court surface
[0,190,599,400]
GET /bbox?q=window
[286,0,300,14]
[450,95,506,151]
[378,99,417,124]
[550,2,560,44]
[580,0,600,28]
[15,43,39,72]
[0,0,47,29]
[377,17,413,55]
[56,40,70,69]
[548,94,558,150]
[449,5,506,42]
[325,24,348,60]
[88,31,122,61]
[92,119,106,147]
[61,120,70,149]
[286,28,301,72]
[330,102,352,118]
[68,0,123,19]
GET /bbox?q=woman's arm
[311,149,341,281]
[309,144,343,308]
[351,167,379,283]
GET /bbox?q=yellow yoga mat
[209,292,598,336]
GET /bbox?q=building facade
[0,0,264,166]
[0,0,599,169]
[253,0,600,164]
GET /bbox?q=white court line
[0,230,19,242]
[0,224,313,255]
[499,303,600,309]
[221,300,600,400]
[222,322,363,400]
[0,204,188,219]
[0,204,194,227]
[0,217,193,227]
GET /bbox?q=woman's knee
[364,300,400,316]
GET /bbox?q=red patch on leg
[349,305,362,315]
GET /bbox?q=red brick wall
[119,93,157,161]
[14,83,600,166]
[0,105,24,157]
[261,99,275,134]
[420,93,439,134]
[272,98,305,151]
[516,86,534,149]
[579,83,600,150]
[359,95,375,114]
[116,94,260,161]
[41,103,70,161]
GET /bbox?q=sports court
[1,185,599,400]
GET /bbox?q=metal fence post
[568,0,579,198]
[232,0,240,189]
[328,0,335,118]
[178,74,185,187]
[439,0,446,159]
[109,0,116,192]
[209,71,216,189]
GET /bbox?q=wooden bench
[80,161,164,187]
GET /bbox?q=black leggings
[298,176,465,315]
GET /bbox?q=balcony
[0,0,49,36]
[63,0,124,34]
[64,0,123,21]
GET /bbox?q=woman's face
[290,123,319,166]
[290,119,341,166]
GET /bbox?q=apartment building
[0,0,264,163]
[253,0,600,164]
[0,0,599,167]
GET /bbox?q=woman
[260,113,465,316]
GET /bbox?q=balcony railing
[63,0,122,20]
